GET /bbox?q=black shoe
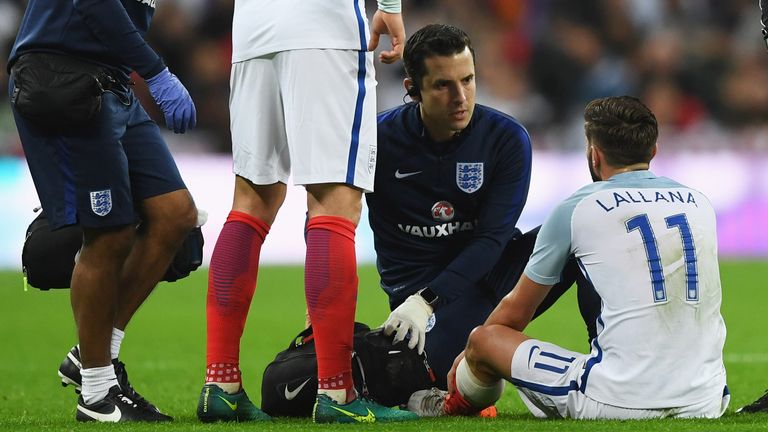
[737,390,768,413]
[58,345,82,392]
[76,385,172,422]
[59,345,170,417]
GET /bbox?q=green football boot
[313,393,419,423]
[196,384,271,422]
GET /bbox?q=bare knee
[232,177,286,224]
[164,192,197,234]
[466,325,496,363]
[465,324,521,380]
[306,183,363,225]
[140,189,198,242]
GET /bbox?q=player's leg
[278,48,415,423]
[73,228,133,372]
[305,182,361,400]
[197,57,286,422]
[304,184,414,422]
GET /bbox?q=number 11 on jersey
[626,213,699,303]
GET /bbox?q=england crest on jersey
[456,162,483,193]
[90,189,112,216]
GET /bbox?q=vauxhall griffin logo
[431,201,455,222]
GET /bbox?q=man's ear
[590,145,606,181]
[403,77,420,102]
[591,145,603,169]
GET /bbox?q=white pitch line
[724,353,768,363]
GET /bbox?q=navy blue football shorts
[10,79,186,230]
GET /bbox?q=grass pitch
[0,261,766,431]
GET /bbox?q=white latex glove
[382,294,433,354]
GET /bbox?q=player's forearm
[72,0,165,78]
[484,291,534,331]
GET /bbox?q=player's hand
[382,293,433,354]
[368,10,405,64]
[146,67,197,134]
[447,350,466,394]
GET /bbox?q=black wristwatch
[417,287,439,305]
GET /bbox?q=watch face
[420,288,438,304]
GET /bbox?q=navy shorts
[10,78,186,230]
[422,227,601,389]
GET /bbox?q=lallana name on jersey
[398,221,477,238]
[596,190,698,212]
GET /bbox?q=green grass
[0,261,766,431]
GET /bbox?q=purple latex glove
[146,68,197,133]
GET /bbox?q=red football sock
[445,391,480,416]
[305,216,358,400]
[446,372,483,416]
[206,211,270,375]
[205,363,241,385]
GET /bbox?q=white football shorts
[230,49,377,192]
[510,339,729,419]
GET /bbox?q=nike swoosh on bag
[395,169,422,179]
[77,404,122,422]
[284,378,312,400]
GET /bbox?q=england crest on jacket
[456,162,483,193]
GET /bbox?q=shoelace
[114,361,154,410]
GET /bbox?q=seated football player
[365,23,601,389]
[407,96,730,420]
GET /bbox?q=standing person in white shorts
[407,96,730,420]
[196,0,417,424]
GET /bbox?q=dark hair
[584,96,659,167]
[403,24,475,96]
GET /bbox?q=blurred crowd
[1,0,768,155]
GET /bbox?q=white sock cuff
[81,365,118,405]
[317,389,348,405]
[456,357,505,408]
[111,327,125,360]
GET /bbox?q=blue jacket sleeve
[427,129,532,305]
[72,0,165,78]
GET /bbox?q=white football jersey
[232,0,371,63]
[525,170,726,409]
